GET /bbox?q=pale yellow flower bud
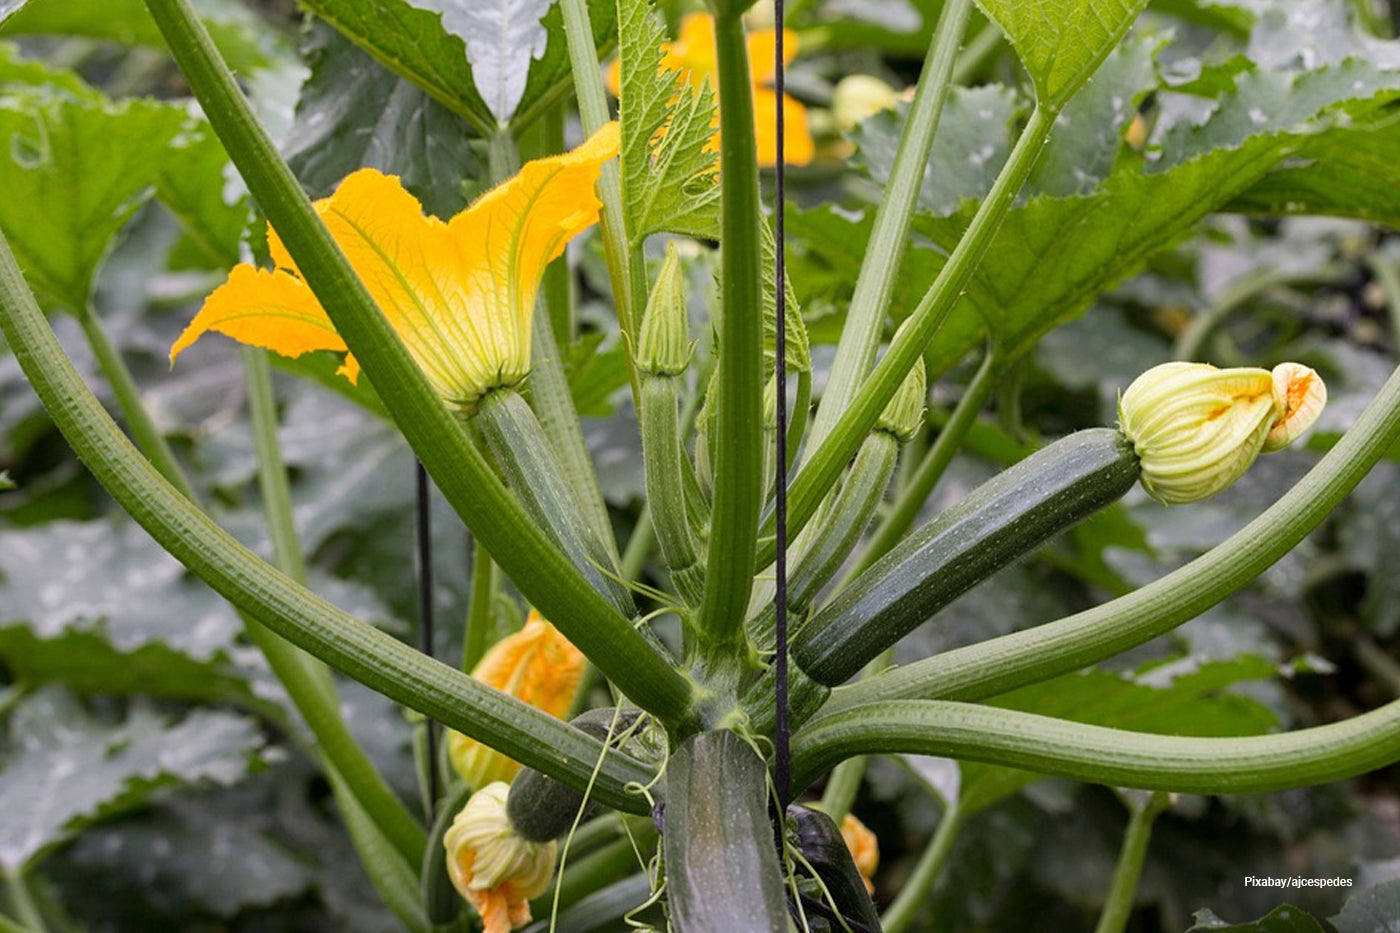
[839,813,879,894]
[447,611,585,790]
[444,782,556,933]
[832,75,901,132]
[1118,361,1326,505]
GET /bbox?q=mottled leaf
[0,686,263,871]
[1187,904,1330,932]
[284,22,484,220]
[1331,879,1400,933]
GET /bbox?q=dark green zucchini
[788,805,882,932]
[793,428,1140,686]
[506,707,640,843]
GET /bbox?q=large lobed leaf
[0,686,263,872]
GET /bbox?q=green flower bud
[1118,361,1325,505]
[875,356,926,443]
[637,242,691,377]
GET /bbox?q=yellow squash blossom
[1118,361,1326,504]
[444,782,556,933]
[839,813,880,895]
[447,611,586,790]
[608,12,814,167]
[170,124,620,412]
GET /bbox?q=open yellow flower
[607,12,813,167]
[444,782,556,933]
[447,610,586,790]
[170,123,620,412]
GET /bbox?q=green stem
[621,502,656,581]
[881,802,964,933]
[325,769,430,933]
[78,304,193,501]
[140,0,698,730]
[850,347,998,578]
[242,348,305,583]
[817,755,865,821]
[463,540,496,673]
[831,357,1400,709]
[559,0,642,406]
[641,375,704,606]
[1094,792,1170,933]
[790,697,1400,798]
[474,388,634,617]
[805,0,973,451]
[0,912,36,933]
[1,872,45,933]
[0,229,659,813]
[759,104,1056,567]
[696,9,765,662]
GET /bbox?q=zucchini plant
[3,0,1400,930]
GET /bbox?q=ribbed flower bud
[444,782,556,933]
[637,241,691,376]
[875,356,926,443]
[1118,361,1325,505]
[832,74,901,132]
[447,612,585,790]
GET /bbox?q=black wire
[773,0,791,808]
[415,460,439,808]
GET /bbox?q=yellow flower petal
[171,127,618,410]
[448,610,586,789]
[169,264,349,371]
[753,89,815,167]
[1264,362,1327,452]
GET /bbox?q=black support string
[773,0,791,807]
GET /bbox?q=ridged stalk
[138,0,698,729]
[696,9,765,663]
[641,375,705,605]
[474,388,635,619]
[0,229,658,812]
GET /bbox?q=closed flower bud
[875,356,926,443]
[1118,361,1325,505]
[839,813,880,894]
[832,74,901,132]
[637,241,691,376]
[444,782,556,933]
[448,611,585,790]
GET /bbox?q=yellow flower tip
[839,813,879,895]
[1264,362,1326,452]
[444,782,557,933]
[1118,361,1280,505]
[170,130,618,411]
[448,611,586,790]
[831,74,901,133]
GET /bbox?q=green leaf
[974,0,1151,109]
[155,119,249,268]
[0,519,244,669]
[406,0,550,124]
[958,656,1280,814]
[663,731,788,933]
[0,81,190,312]
[283,22,485,220]
[1187,904,1329,933]
[618,0,719,242]
[562,330,630,417]
[0,685,263,871]
[0,1,29,27]
[0,469,12,489]
[298,0,616,134]
[0,0,287,73]
[851,84,1023,217]
[1332,879,1400,933]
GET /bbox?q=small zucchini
[506,707,640,843]
[793,428,1140,686]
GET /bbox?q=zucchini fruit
[793,428,1140,686]
[506,707,640,843]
